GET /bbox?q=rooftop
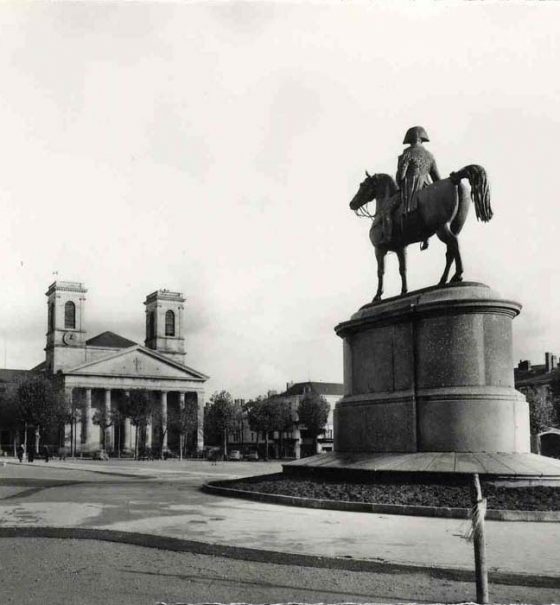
[86,331,137,349]
[283,381,344,397]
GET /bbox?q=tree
[59,394,81,457]
[523,386,557,435]
[13,375,66,451]
[246,397,287,461]
[297,392,330,455]
[0,389,19,455]
[107,407,124,457]
[204,390,236,457]
[276,398,294,458]
[92,405,114,453]
[169,398,199,460]
[121,390,151,459]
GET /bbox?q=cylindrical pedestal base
[334,282,530,454]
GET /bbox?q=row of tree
[0,375,199,459]
[203,389,330,460]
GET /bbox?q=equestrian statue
[349,126,492,302]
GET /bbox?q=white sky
[1,1,559,399]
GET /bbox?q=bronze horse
[349,165,492,301]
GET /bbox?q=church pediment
[65,346,207,381]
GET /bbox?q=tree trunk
[179,433,184,461]
[223,428,228,458]
[265,432,269,461]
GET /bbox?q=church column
[160,391,168,452]
[145,413,153,451]
[83,388,92,453]
[104,389,113,452]
[64,388,74,453]
[196,392,204,452]
[122,390,132,453]
[178,392,185,458]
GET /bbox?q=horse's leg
[373,246,386,301]
[435,224,459,285]
[396,247,407,295]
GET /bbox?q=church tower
[144,290,186,365]
[45,281,88,373]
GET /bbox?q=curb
[0,526,559,589]
[202,480,560,522]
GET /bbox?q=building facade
[2,281,208,456]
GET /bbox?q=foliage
[13,374,66,433]
[246,397,292,435]
[245,396,294,460]
[92,403,114,451]
[0,389,19,432]
[297,392,330,452]
[169,398,198,438]
[122,390,151,428]
[547,372,560,426]
[204,390,236,454]
[523,385,558,434]
[121,390,151,458]
[168,397,199,458]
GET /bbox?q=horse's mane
[374,174,399,196]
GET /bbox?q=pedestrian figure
[43,445,50,463]
[17,444,24,463]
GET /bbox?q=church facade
[35,281,208,455]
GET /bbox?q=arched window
[64,301,76,329]
[48,302,55,332]
[165,310,175,336]
[147,311,155,339]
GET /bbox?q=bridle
[353,172,376,220]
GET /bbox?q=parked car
[206,447,223,462]
[246,451,259,461]
[228,450,242,461]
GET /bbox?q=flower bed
[222,473,560,511]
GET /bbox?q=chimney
[518,360,531,372]
[553,355,558,371]
[545,352,553,373]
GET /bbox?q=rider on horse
[386,126,441,250]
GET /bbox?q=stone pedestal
[334,282,530,454]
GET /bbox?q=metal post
[471,473,489,604]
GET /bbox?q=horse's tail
[449,164,492,222]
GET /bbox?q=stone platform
[334,282,530,454]
[284,451,560,479]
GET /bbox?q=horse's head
[350,172,398,213]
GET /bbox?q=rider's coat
[396,144,441,213]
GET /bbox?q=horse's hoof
[438,279,447,287]
[373,294,382,303]
[450,274,463,283]
[401,289,408,295]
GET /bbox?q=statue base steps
[283,451,560,480]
